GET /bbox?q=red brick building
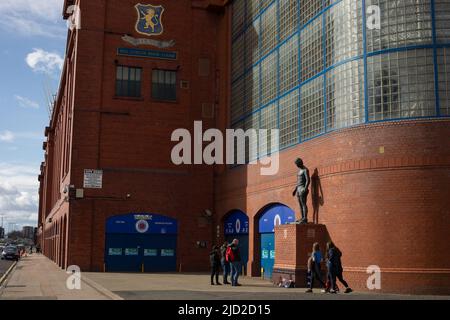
[38,0,450,295]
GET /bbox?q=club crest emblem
[135,3,164,36]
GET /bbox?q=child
[209,245,222,285]
[305,242,326,293]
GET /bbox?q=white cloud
[15,95,40,109]
[0,0,65,38]
[26,48,64,75]
[0,130,15,143]
[0,130,42,143]
[0,163,39,230]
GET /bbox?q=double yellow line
[0,261,17,287]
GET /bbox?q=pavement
[83,272,450,300]
[1,254,450,300]
[0,254,121,300]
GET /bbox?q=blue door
[258,204,295,280]
[224,210,249,274]
[260,233,275,279]
[105,213,178,272]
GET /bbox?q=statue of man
[292,158,310,224]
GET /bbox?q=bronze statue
[292,158,310,224]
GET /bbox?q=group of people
[209,239,242,286]
[307,241,352,293]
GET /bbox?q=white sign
[83,169,103,189]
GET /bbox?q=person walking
[227,239,242,286]
[209,245,222,285]
[220,241,231,284]
[326,241,353,294]
[305,242,326,293]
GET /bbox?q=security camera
[204,209,213,217]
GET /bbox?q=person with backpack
[220,241,231,284]
[305,242,326,293]
[226,239,242,286]
[210,245,222,285]
[326,241,353,294]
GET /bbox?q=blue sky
[0,0,67,232]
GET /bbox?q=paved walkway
[84,272,450,300]
[0,254,120,300]
[1,255,449,300]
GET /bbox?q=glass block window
[326,60,365,130]
[259,103,278,156]
[231,34,245,81]
[261,0,275,12]
[244,112,260,163]
[435,0,450,43]
[365,0,433,52]
[367,49,435,121]
[279,36,299,95]
[301,76,325,140]
[247,0,260,24]
[300,0,323,26]
[231,78,245,123]
[261,3,278,57]
[437,48,450,116]
[279,89,299,148]
[231,120,245,165]
[232,0,246,38]
[261,51,278,105]
[245,18,260,69]
[279,0,299,42]
[244,67,260,114]
[326,0,363,67]
[301,17,323,82]
[115,66,142,98]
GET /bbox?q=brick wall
[215,119,450,294]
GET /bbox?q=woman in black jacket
[210,245,222,285]
[326,241,353,293]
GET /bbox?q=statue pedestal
[272,223,330,287]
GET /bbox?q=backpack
[225,246,234,262]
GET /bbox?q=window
[115,66,142,98]
[152,69,177,101]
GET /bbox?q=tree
[7,231,23,240]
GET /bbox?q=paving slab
[0,255,120,300]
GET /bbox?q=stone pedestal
[272,223,330,287]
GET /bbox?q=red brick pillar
[272,224,330,287]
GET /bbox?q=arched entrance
[105,213,178,272]
[257,203,295,279]
[223,209,249,274]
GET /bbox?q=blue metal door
[105,233,141,272]
[258,204,295,280]
[260,233,275,279]
[105,213,178,273]
[141,234,177,272]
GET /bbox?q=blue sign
[258,204,295,233]
[106,213,178,234]
[224,210,249,235]
[117,48,177,60]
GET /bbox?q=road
[0,259,14,279]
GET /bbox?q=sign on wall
[106,213,178,234]
[117,47,177,60]
[83,169,103,189]
[135,3,164,36]
[224,210,249,235]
